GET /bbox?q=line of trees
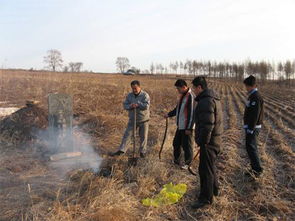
[43,51,294,82]
[148,60,295,82]
[115,56,295,85]
[43,49,84,73]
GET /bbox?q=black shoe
[254,171,262,177]
[140,152,145,158]
[191,200,211,209]
[244,169,262,178]
[172,160,180,165]
[109,150,124,157]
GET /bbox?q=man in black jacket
[191,76,223,209]
[243,75,264,177]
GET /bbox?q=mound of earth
[0,104,48,144]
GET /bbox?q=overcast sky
[1,0,295,72]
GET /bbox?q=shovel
[188,148,200,176]
[128,108,138,167]
[159,117,168,159]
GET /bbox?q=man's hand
[130,103,139,109]
[164,113,169,118]
[185,130,192,135]
[246,129,254,134]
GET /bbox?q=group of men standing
[110,75,264,209]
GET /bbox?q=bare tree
[75,62,83,72]
[156,64,164,74]
[116,57,130,73]
[292,60,295,85]
[237,64,245,81]
[207,61,212,77]
[284,60,292,86]
[258,61,269,82]
[175,61,179,74]
[63,66,69,72]
[169,62,179,74]
[69,63,75,72]
[164,67,168,74]
[150,63,155,74]
[184,60,192,74]
[69,62,83,72]
[43,49,63,72]
[270,61,276,81]
[179,61,184,74]
[169,63,174,73]
[192,60,199,76]
[277,62,284,80]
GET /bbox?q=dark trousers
[173,129,193,165]
[198,144,219,203]
[245,129,263,172]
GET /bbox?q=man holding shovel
[164,79,195,170]
[110,80,150,158]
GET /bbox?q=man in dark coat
[191,76,223,209]
[243,75,264,177]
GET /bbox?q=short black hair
[192,76,207,89]
[131,80,140,86]
[174,79,187,87]
[243,75,256,86]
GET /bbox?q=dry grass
[0,69,294,220]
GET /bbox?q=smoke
[36,125,102,177]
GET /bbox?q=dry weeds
[0,70,294,220]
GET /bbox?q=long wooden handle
[188,149,200,176]
[159,118,168,159]
[133,108,136,158]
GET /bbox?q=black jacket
[194,89,223,147]
[243,89,264,131]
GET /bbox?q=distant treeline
[147,60,295,83]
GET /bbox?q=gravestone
[48,93,73,152]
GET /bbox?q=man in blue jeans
[243,75,264,177]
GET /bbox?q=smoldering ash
[36,126,102,177]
